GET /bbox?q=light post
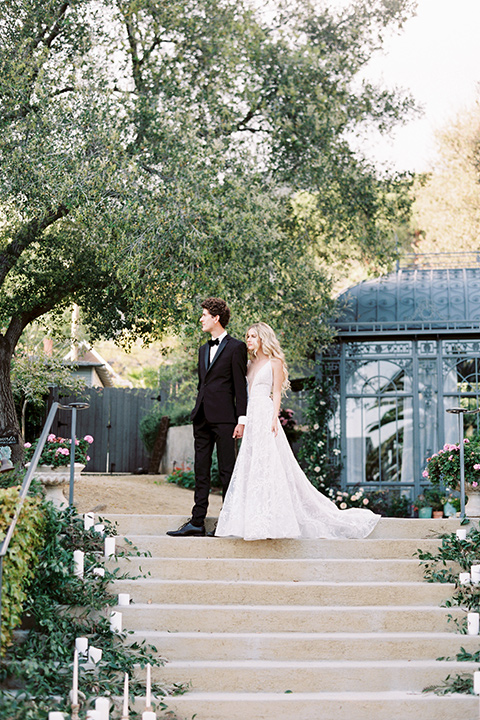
[446,407,480,518]
[67,402,90,507]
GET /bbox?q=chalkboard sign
[0,435,18,447]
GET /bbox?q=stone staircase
[107,515,480,720]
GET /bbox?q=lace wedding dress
[215,360,380,541]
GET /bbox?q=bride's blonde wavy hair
[247,322,290,395]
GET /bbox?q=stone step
[106,514,461,539]
[115,556,428,582]
[114,577,452,606]
[148,691,478,720]
[118,535,443,559]
[131,630,478,661]
[120,604,460,633]
[155,658,477,693]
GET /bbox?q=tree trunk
[0,335,23,463]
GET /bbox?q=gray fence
[48,388,160,473]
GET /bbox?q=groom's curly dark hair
[201,297,231,328]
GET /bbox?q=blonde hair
[246,322,290,395]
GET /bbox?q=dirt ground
[72,473,223,516]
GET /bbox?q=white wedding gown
[215,360,380,541]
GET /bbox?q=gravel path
[72,473,223,516]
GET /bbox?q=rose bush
[24,434,93,468]
[423,436,480,490]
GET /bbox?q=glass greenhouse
[323,261,480,500]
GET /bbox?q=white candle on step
[95,696,110,720]
[456,528,467,540]
[93,567,105,577]
[94,523,105,535]
[474,670,480,694]
[459,572,471,585]
[48,713,65,720]
[471,565,480,584]
[104,536,116,557]
[146,663,151,707]
[468,613,479,635]
[142,713,156,720]
[88,645,102,664]
[122,672,129,717]
[84,512,95,530]
[72,648,79,705]
[110,610,122,633]
[75,636,88,656]
[118,593,130,606]
[73,550,84,578]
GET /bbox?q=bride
[215,322,380,541]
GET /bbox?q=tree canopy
[0,0,416,449]
[412,102,480,253]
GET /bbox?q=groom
[167,298,248,536]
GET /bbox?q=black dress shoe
[166,520,205,537]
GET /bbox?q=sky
[358,0,480,172]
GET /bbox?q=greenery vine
[417,520,480,695]
[0,491,183,719]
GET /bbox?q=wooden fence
[48,388,160,473]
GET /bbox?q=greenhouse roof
[335,267,480,339]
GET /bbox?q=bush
[164,451,221,490]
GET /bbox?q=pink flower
[422,470,429,478]
[473,481,479,488]
[24,442,31,448]
[448,455,454,461]
[464,438,470,444]
[84,435,94,444]
[362,498,369,505]
[86,455,90,461]
[474,464,480,471]
[47,433,57,442]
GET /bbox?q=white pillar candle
[104,536,116,558]
[93,567,105,577]
[142,713,156,720]
[75,637,88,656]
[474,670,480,694]
[118,593,130,606]
[468,612,480,635]
[73,550,84,578]
[459,572,471,585]
[110,610,122,633]
[456,528,467,540]
[95,697,110,720]
[48,713,65,720]
[84,512,95,530]
[123,672,129,717]
[94,523,105,535]
[146,663,151,707]
[88,645,103,664]
[72,648,79,705]
[471,565,480,585]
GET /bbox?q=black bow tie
[208,338,220,347]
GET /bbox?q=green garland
[0,501,185,718]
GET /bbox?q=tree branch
[0,205,69,286]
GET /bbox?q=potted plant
[413,493,432,519]
[24,433,93,506]
[424,487,444,518]
[423,436,480,516]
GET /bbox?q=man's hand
[233,424,244,439]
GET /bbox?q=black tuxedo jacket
[190,334,248,425]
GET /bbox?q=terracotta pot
[432,510,444,519]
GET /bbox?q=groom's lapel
[206,335,229,374]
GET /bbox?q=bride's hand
[271,417,278,437]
